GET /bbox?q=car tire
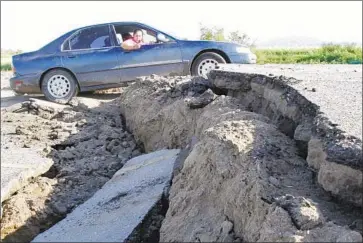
[191,52,226,78]
[41,69,78,104]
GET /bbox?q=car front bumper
[229,53,257,64]
[10,73,41,94]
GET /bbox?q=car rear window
[68,25,111,51]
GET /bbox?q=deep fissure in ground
[119,74,362,241]
[1,72,362,242]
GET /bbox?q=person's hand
[134,43,142,49]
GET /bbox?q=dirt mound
[119,74,362,242]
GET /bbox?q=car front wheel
[191,52,226,79]
[41,69,78,104]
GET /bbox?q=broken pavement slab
[27,98,70,111]
[1,148,53,203]
[32,149,180,242]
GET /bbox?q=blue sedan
[10,22,257,103]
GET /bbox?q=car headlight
[236,46,251,53]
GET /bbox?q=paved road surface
[219,64,362,140]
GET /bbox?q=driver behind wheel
[121,29,148,50]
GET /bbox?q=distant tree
[199,23,255,47]
[200,24,214,41]
[213,27,225,41]
[228,30,256,47]
[199,24,225,41]
[1,48,23,55]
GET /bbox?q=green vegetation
[199,23,255,47]
[200,25,226,42]
[199,24,362,64]
[1,55,12,71]
[1,63,11,71]
[1,49,22,71]
[254,44,362,64]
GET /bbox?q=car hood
[177,39,250,53]
[179,39,243,46]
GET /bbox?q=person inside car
[122,33,133,41]
[121,29,146,50]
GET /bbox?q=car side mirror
[157,33,169,43]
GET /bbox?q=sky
[1,1,362,52]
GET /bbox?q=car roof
[40,21,173,52]
[67,21,176,41]
[71,21,152,32]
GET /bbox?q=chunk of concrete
[307,138,362,207]
[32,149,180,242]
[28,98,69,111]
[275,195,325,230]
[1,148,53,203]
[186,89,217,109]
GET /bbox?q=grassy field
[254,44,362,64]
[1,55,12,71]
[1,44,362,71]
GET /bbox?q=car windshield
[138,23,184,41]
[161,30,188,40]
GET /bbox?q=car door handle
[67,55,76,58]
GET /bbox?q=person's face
[133,31,143,43]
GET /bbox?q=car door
[111,26,184,82]
[61,25,121,89]
[118,43,184,82]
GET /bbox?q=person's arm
[121,39,141,50]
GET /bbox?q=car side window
[90,36,110,48]
[69,25,111,51]
[63,40,70,51]
[113,24,163,45]
[143,30,157,44]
